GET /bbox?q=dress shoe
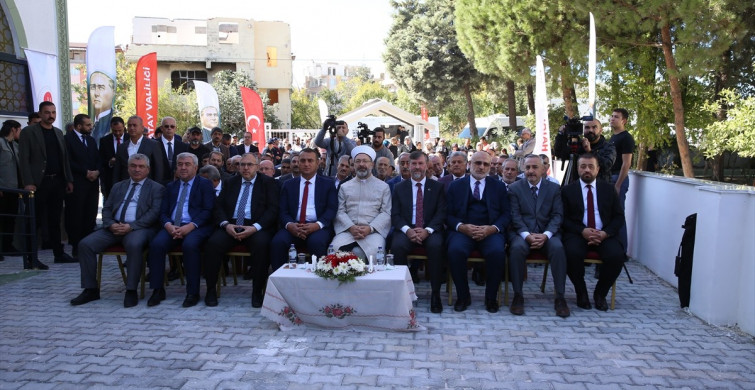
[182,294,200,308]
[54,253,77,263]
[70,288,100,306]
[485,299,499,313]
[205,290,218,307]
[124,290,138,308]
[251,290,264,308]
[147,288,166,307]
[593,292,609,311]
[576,292,592,310]
[430,293,443,314]
[453,295,471,312]
[167,270,180,282]
[509,293,524,315]
[29,258,49,270]
[472,268,485,286]
[554,297,571,318]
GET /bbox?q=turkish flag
[420,104,429,122]
[241,87,266,145]
[136,53,158,137]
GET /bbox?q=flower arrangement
[314,251,367,284]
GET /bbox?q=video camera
[563,115,593,154]
[356,122,373,145]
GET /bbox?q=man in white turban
[329,145,392,260]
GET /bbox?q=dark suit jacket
[437,173,467,193]
[102,178,164,230]
[446,176,510,232]
[508,178,562,236]
[235,144,259,155]
[18,123,73,186]
[279,175,337,230]
[204,141,230,161]
[391,178,446,233]
[92,112,112,143]
[215,174,279,230]
[155,137,189,184]
[159,175,215,229]
[113,136,165,184]
[64,131,101,182]
[561,179,624,238]
[386,175,405,193]
[98,133,122,198]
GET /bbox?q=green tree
[291,88,320,129]
[700,89,755,158]
[211,70,282,136]
[343,80,396,112]
[384,0,483,140]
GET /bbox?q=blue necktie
[236,181,252,225]
[174,182,189,224]
[118,183,138,223]
[473,181,481,200]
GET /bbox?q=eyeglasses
[164,125,176,128]
[472,161,490,167]
[239,163,257,167]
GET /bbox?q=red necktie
[299,180,310,224]
[586,184,596,229]
[415,182,424,228]
[116,137,121,146]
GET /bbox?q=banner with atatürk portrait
[193,80,220,144]
[86,26,116,143]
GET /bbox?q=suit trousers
[447,231,506,302]
[78,227,155,290]
[36,175,66,256]
[148,227,212,296]
[563,233,624,298]
[204,228,273,293]
[65,177,99,249]
[269,228,332,271]
[390,231,445,293]
[508,234,567,297]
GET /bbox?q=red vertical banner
[240,87,266,145]
[420,104,429,122]
[136,52,158,137]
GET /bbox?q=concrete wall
[626,171,755,336]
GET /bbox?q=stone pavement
[0,250,753,390]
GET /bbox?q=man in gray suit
[507,154,570,318]
[70,153,164,308]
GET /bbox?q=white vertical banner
[193,80,220,144]
[86,26,117,142]
[534,55,552,177]
[318,99,329,123]
[588,12,596,118]
[24,49,62,129]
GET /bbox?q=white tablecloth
[261,265,424,331]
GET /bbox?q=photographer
[315,117,356,177]
[554,118,616,183]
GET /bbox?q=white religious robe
[331,175,392,259]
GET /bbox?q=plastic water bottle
[288,244,297,268]
[327,244,335,255]
[376,246,385,270]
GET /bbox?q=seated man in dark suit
[270,148,337,271]
[561,153,625,311]
[446,151,510,313]
[507,154,569,318]
[390,151,446,313]
[70,154,164,307]
[146,152,216,308]
[203,153,279,307]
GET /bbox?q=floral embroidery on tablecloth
[320,304,356,319]
[279,306,302,325]
[407,309,419,329]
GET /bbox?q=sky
[66,0,394,87]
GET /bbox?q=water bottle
[376,246,385,270]
[327,244,335,255]
[288,244,297,268]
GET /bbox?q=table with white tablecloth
[261,265,424,331]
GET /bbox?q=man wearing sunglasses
[156,117,188,184]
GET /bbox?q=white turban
[351,145,376,161]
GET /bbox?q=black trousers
[203,228,273,294]
[390,231,445,294]
[36,175,66,256]
[563,233,624,298]
[65,177,99,250]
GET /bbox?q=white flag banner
[588,12,596,118]
[24,49,61,129]
[193,80,220,143]
[534,55,552,177]
[318,99,329,123]
[86,26,116,142]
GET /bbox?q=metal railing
[0,187,37,262]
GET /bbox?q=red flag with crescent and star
[240,87,265,145]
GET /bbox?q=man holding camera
[554,119,616,183]
[315,117,356,177]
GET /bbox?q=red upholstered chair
[96,244,147,298]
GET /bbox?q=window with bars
[171,70,208,90]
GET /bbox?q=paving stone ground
[0,250,753,390]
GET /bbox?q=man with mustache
[554,119,616,184]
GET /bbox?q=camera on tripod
[563,115,593,154]
[356,122,374,145]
